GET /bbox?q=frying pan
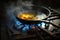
[15,6,51,24]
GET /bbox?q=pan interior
[17,12,47,21]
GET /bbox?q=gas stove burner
[14,6,52,32]
[15,20,46,32]
[14,6,60,33]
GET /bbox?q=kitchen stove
[6,6,60,40]
[1,0,60,40]
[4,0,60,40]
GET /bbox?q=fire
[18,12,37,20]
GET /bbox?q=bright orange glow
[18,12,37,20]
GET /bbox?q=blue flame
[37,23,41,26]
[41,22,45,28]
[22,25,29,32]
[15,20,30,32]
[16,20,22,25]
[15,20,46,32]
[15,20,23,29]
[37,22,45,28]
